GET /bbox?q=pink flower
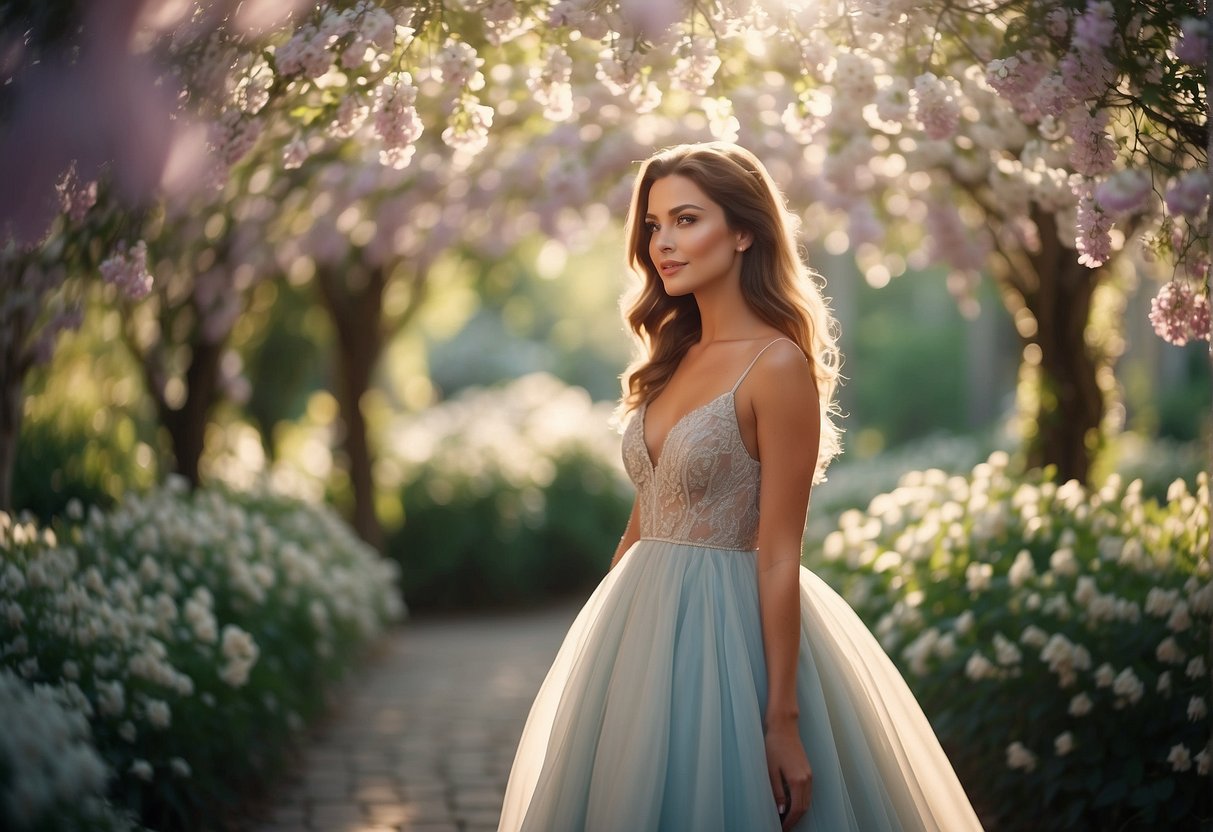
[913,73,961,140]
[1074,190,1113,267]
[1176,18,1209,66]
[985,54,1047,118]
[56,161,97,223]
[374,73,423,169]
[1164,170,1211,217]
[1094,169,1151,215]
[1149,281,1211,346]
[1067,108,1115,176]
[99,240,153,300]
[1072,1,1116,54]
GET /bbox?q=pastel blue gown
[498,341,983,831]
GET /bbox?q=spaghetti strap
[729,337,797,394]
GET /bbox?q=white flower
[1054,731,1075,756]
[130,759,154,781]
[1006,741,1037,771]
[1074,575,1098,606]
[1094,663,1116,688]
[1008,549,1036,588]
[1186,656,1207,679]
[1158,671,1172,694]
[1020,625,1049,648]
[170,757,192,778]
[965,562,993,593]
[146,699,171,729]
[1188,696,1207,721]
[97,680,125,717]
[954,610,975,636]
[1112,668,1144,704]
[965,651,996,681]
[1156,636,1186,664]
[993,633,1022,666]
[1198,749,1211,776]
[1068,692,1093,717]
[1167,602,1192,632]
[1168,744,1192,772]
[1048,546,1078,577]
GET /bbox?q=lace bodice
[620,340,794,551]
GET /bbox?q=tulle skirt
[498,538,983,832]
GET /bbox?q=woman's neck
[693,279,767,345]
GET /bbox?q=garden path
[247,601,580,832]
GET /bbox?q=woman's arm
[749,341,820,829]
[608,494,642,571]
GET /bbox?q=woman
[497,142,982,831]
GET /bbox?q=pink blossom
[1094,169,1151,215]
[1072,1,1116,54]
[671,37,721,97]
[99,240,153,300]
[1030,73,1073,119]
[55,162,97,223]
[831,52,878,102]
[1164,170,1211,217]
[1074,190,1113,267]
[1149,281,1211,346]
[435,39,485,91]
[374,73,424,169]
[913,73,961,140]
[330,95,369,139]
[527,47,575,122]
[926,198,990,273]
[985,54,1047,118]
[1067,108,1115,176]
[1175,18,1209,66]
[441,95,494,156]
[1045,8,1069,38]
[874,78,911,124]
[283,137,308,170]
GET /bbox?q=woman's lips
[659,260,686,276]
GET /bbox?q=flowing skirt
[498,538,983,831]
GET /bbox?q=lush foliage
[0,669,143,832]
[0,484,403,830]
[385,373,631,609]
[811,454,1211,830]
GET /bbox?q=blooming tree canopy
[0,0,1207,509]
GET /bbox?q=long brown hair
[620,141,843,480]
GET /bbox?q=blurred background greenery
[14,224,1208,611]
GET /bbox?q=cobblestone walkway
[249,602,580,832]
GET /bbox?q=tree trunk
[999,208,1107,485]
[152,335,225,487]
[1022,214,1103,483]
[0,373,23,512]
[316,264,386,551]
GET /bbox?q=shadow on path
[247,600,581,832]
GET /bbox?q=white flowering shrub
[386,373,632,608]
[0,484,403,830]
[811,452,1210,830]
[0,669,141,831]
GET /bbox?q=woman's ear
[735,230,754,253]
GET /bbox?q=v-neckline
[641,390,733,470]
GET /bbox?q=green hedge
[810,453,1210,830]
[0,484,403,831]
[385,373,632,610]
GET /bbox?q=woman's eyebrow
[644,203,705,219]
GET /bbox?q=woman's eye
[645,222,659,233]
[676,215,695,225]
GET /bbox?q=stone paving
[248,602,580,832]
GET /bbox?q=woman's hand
[765,719,812,830]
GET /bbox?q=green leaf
[1093,778,1128,809]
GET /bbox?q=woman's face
[645,174,750,297]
